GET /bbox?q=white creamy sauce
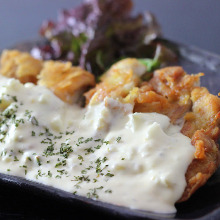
[0,76,195,213]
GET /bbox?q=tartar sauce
[0,76,195,213]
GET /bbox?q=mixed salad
[31,0,176,78]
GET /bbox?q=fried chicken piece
[149,66,203,104]
[179,129,220,202]
[134,67,220,201]
[38,60,95,103]
[134,67,202,123]
[0,50,42,83]
[84,58,146,105]
[179,87,220,201]
[181,87,220,139]
[87,61,220,202]
[134,82,190,123]
[0,50,96,104]
[135,67,220,202]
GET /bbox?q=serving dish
[0,38,220,219]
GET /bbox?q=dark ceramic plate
[0,38,220,220]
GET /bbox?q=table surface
[0,0,220,55]
[0,1,220,220]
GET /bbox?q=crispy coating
[0,50,95,104]
[134,67,203,123]
[179,87,220,201]
[179,129,220,202]
[85,61,220,202]
[134,82,190,123]
[149,66,203,104]
[38,61,95,103]
[0,50,42,83]
[181,87,220,139]
[84,58,146,105]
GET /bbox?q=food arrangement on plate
[0,0,220,217]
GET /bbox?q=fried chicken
[37,61,95,103]
[179,87,220,201]
[134,67,203,123]
[0,50,42,83]
[1,49,219,203]
[85,60,220,202]
[84,58,146,105]
[0,50,95,104]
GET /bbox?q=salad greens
[31,0,176,78]
[138,59,160,72]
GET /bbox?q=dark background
[0,0,220,55]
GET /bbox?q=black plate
[0,38,220,220]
